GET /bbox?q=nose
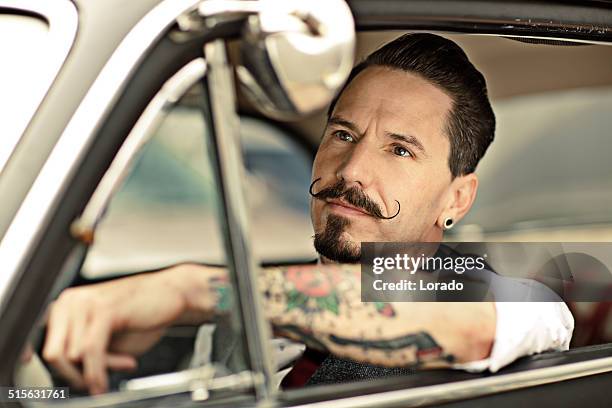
[336,139,373,188]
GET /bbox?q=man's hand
[42,265,219,395]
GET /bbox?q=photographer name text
[372,279,463,291]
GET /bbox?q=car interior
[14,28,612,406]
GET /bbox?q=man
[41,34,573,395]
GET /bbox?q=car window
[82,100,315,279]
[18,75,310,403]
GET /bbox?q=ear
[436,173,478,229]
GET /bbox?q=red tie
[281,348,328,388]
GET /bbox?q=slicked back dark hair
[328,33,495,178]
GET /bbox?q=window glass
[82,107,315,279]
[17,80,316,401]
[26,81,315,400]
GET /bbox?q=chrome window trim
[292,355,612,408]
[204,39,276,400]
[0,0,200,314]
[43,368,258,407]
[470,32,612,46]
[71,58,207,243]
[0,0,78,173]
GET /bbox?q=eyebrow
[386,132,427,156]
[328,115,428,157]
[327,116,363,137]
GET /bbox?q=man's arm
[176,263,495,367]
[42,263,495,394]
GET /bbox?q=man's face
[310,66,455,262]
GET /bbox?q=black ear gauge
[443,217,454,230]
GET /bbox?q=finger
[43,299,88,389]
[51,358,87,391]
[42,302,71,363]
[67,306,90,361]
[106,353,138,372]
[82,314,112,395]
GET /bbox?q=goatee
[313,214,361,263]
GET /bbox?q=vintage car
[1,0,611,406]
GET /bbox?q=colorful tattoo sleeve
[255,264,455,368]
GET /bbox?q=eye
[333,130,354,143]
[393,145,412,158]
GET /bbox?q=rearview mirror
[236,0,355,120]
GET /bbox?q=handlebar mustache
[309,178,400,220]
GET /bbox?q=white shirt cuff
[452,301,574,372]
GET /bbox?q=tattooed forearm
[262,265,396,316]
[181,263,492,367]
[274,323,454,367]
[277,265,354,315]
[258,264,456,368]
